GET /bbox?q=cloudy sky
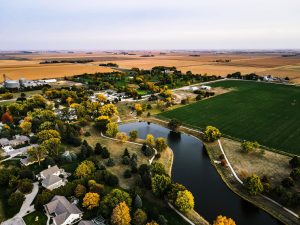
[0,0,300,50]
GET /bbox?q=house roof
[44,195,82,225]
[42,175,62,187]
[40,165,60,177]
[78,221,96,225]
[0,138,9,146]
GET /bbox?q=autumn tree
[100,103,118,117]
[203,126,221,142]
[106,122,119,137]
[1,112,13,123]
[146,222,159,225]
[132,209,147,225]
[19,121,32,135]
[42,138,61,156]
[213,215,236,225]
[82,192,100,210]
[37,129,61,143]
[116,132,128,143]
[95,115,111,131]
[175,190,194,212]
[241,141,260,153]
[146,134,155,146]
[151,174,171,196]
[244,174,264,195]
[28,146,47,165]
[97,94,107,102]
[100,189,132,213]
[75,160,96,178]
[74,184,87,198]
[134,104,143,116]
[155,137,167,152]
[111,202,131,225]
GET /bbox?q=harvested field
[1,52,300,83]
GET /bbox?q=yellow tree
[146,222,159,225]
[37,129,61,143]
[213,215,236,225]
[116,132,128,143]
[175,190,194,212]
[66,97,73,106]
[106,122,119,137]
[97,94,107,102]
[82,192,100,210]
[100,104,118,117]
[134,104,143,116]
[146,134,155,147]
[75,160,96,178]
[111,202,131,225]
[41,138,61,156]
[19,121,32,135]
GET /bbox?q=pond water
[119,122,281,225]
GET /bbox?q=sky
[0,0,300,50]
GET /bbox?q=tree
[18,179,33,194]
[74,184,86,198]
[8,192,25,208]
[134,104,143,116]
[111,202,131,225]
[290,168,300,180]
[244,174,264,195]
[168,119,181,131]
[101,189,132,211]
[146,222,159,225]
[116,132,128,143]
[101,147,110,159]
[241,141,260,153]
[82,192,100,210]
[100,104,118,117]
[155,137,167,152]
[42,138,61,156]
[203,126,221,142]
[97,94,107,102]
[19,121,32,135]
[95,115,111,131]
[1,112,13,123]
[35,190,54,210]
[95,143,103,155]
[150,162,166,175]
[213,215,236,225]
[106,122,119,137]
[37,129,61,143]
[289,156,300,168]
[75,160,96,178]
[146,134,155,146]
[167,183,187,203]
[129,130,138,141]
[132,209,147,225]
[175,190,194,212]
[151,174,171,196]
[27,146,47,166]
[281,177,294,188]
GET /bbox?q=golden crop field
[1,51,300,83]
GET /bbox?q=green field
[159,80,300,155]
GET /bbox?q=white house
[200,85,212,91]
[38,165,67,190]
[44,195,83,225]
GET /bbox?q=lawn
[159,80,300,155]
[23,211,47,225]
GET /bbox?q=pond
[119,122,281,225]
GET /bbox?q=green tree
[151,174,171,196]
[27,146,47,166]
[129,130,138,141]
[132,209,147,225]
[106,122,119,137]
[37,129,60,143]
[203,126,221,142]
[168,119,181,132]
[175,190,194,212]
[8,192,25,208]
[167,183,187,203]
[150,162,166,175]
[42,138,61,156]
[244,174,264,195]
[101,189,132,213]
[18,179,33,194]
[241,141,260,153]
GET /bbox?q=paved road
[1,182,39,225]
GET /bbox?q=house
[9,135,30,147]
[0,138,10,147]
[44,195,83,225]
[2,146,14,153]
[200,85,212,91]
[38,165,67,190]
[78,216,106,225]
[78,221,95,225]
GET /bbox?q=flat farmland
[159,80,300,155]
[1,51,300,83]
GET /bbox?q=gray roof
[44,195,82,225]
[40,165,60,177]
[42,175,62,187]
[0,138,9,146]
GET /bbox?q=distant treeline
[140,55,154,57]
[189,54,200,57]
[227,72,289,82]
[99,63,119,68]
[215,59,231,63]
[40,59,94,64]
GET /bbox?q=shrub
[123,148,130,158]
[132,209,147,225]
[241,141,260,153]
[244,174,264,195]
[124,169,132,179]
[155,137,168,152]
[74,184,86,198]
[106,158,115,167]
[129,130,138,141]
[18,179,34,194]
[122,156,130,165]
[289,156,300,168]
[281,177,294,188]
[8,192,25,208]
[102,147,110,159]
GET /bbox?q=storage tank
[4,80,20,89]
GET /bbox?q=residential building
[38,165,67,190]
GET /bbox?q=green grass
[159,80,300,155]
[23,211,47,225]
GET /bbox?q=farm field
[159,80,300,155]
[1,51,300,83]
